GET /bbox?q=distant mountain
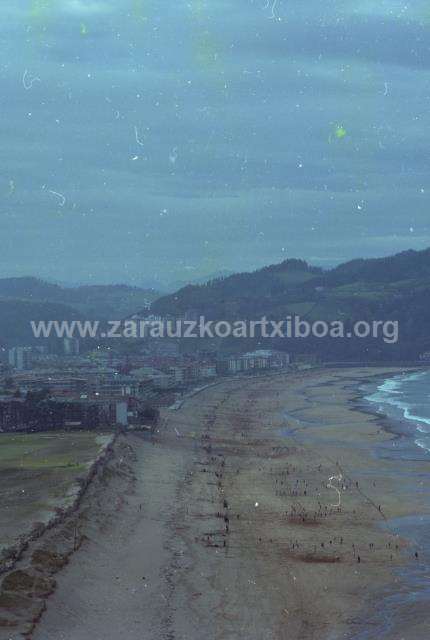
[4,249,430,359]
[0,278,65,301]
[61,284,159,319]
[0,278,161,347]
[167,269,235,292]
[0,278,160,320]
[152,249,430,361]
[0,299,79,348]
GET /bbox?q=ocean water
[348,369,430,640]
[364,369,430,456]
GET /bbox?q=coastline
[2,367,429,640]
[348,370,430,639]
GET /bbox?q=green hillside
[151,249,430,361]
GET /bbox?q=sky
[1,0,430,288]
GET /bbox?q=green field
[0,431,113,552]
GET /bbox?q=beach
[1,366,429,640]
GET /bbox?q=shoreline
[2,367,429,639]
[268,366,430,638]
[348,369,430,639]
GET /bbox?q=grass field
[0,431,113,552]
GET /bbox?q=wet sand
[3,367,429,640]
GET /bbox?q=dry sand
[2,367,429,640]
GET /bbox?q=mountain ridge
[150,247,430,360]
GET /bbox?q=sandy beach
[1,367,429,640]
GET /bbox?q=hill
[151,249,430,361]
[153,259,322,318]
[0,278,159,320]
[0,299,79,348]
[326,248,430,285]
[0,278,160,347]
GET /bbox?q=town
[0,337,292,433]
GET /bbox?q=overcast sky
[1,1,430,287]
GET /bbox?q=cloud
[0,0,429,284]
[60,1,115,16]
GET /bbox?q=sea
[364,368,430,458]
[347,369,430,640]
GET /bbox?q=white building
[226,350,290,374]
[115,400,128,426]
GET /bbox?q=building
[220,350,290,375]
[63,338,80,356]
[12,372,87,394]
[169,367,185,385]
[115,400,128,426]
[0,391,137,432]
[8,347,32,371]
[131,366,176,390]
[91,373,140,398]
[51,395,131,429]
[199,364,217,378]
